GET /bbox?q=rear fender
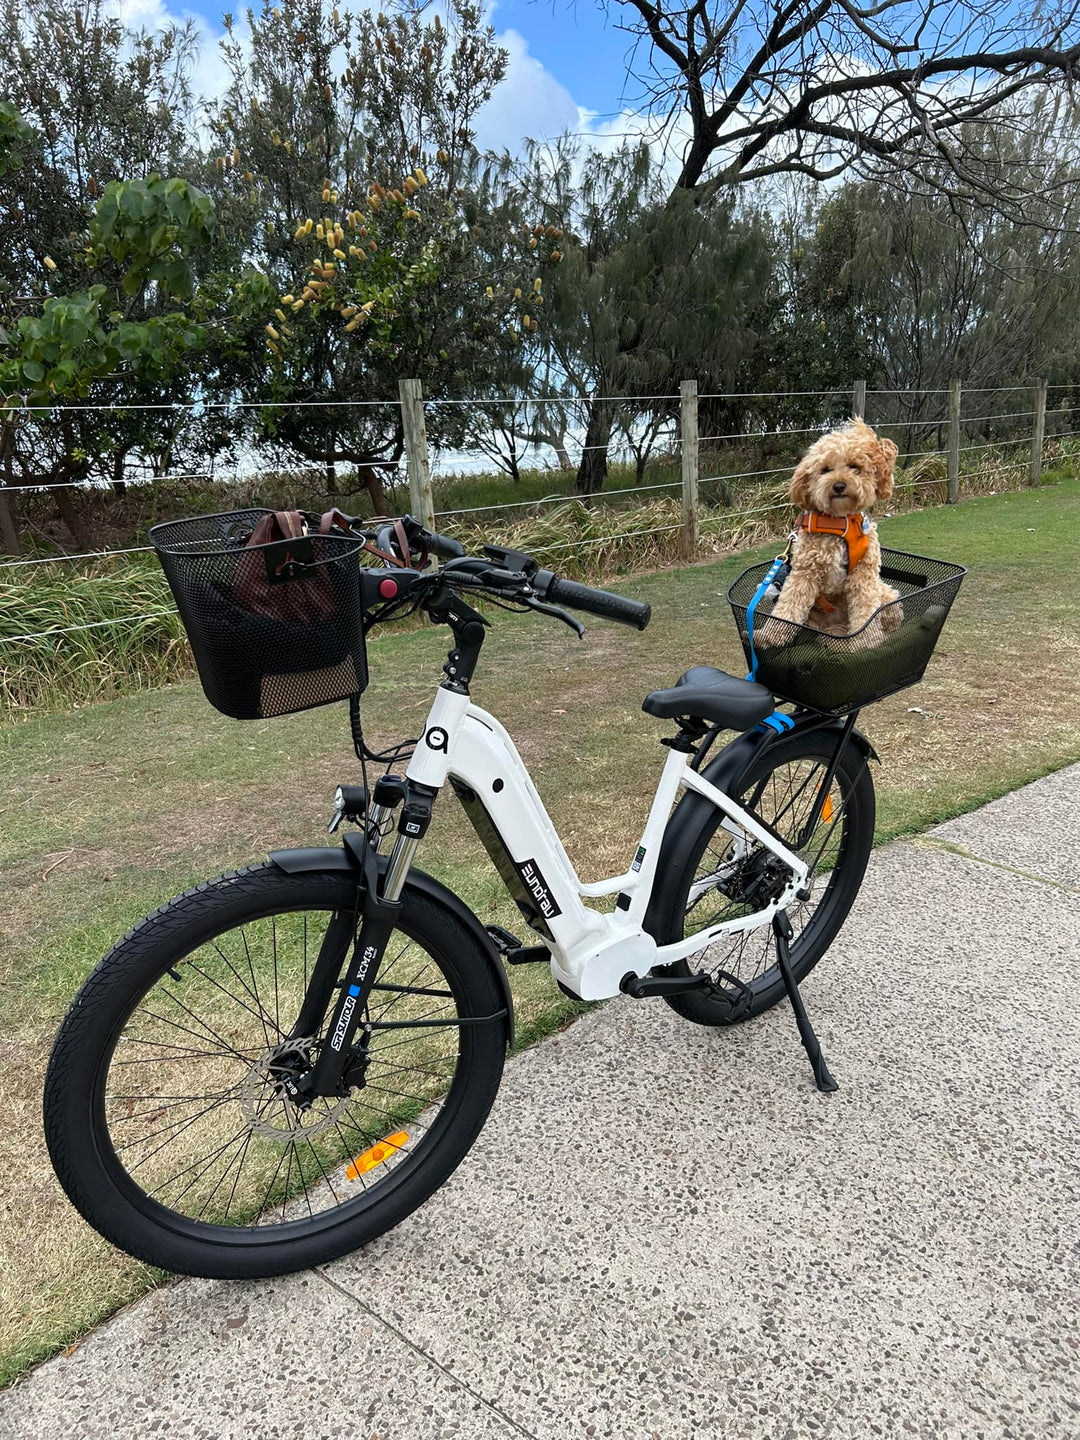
[268,843,514,1050]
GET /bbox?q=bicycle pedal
[504,945,551,966]
[485,923,524,955]
[620,972,712,999]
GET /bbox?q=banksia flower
[274,307,286,322]
[533,277,542,292]
[244,170,254,182]
[232,146,240,165]
[43,255,57,271]
[216,156,224,172]
[316,222,325,240]
[403,208,420,219]
[322,83,332,102]
[284,140,292,154]
[403,176,418,196]
[414,166,428,186]
[333,247,346,260]
[322,186,331,202]
[550,249,562,261]
[529,237,537,249]
[368,240,377,251]
[265,323,280,339]
[513,287,521,299]
[344,318,360,332]
[282,294,295,305]
[330,189,338,203]
[304,217,313,235]
[485,286,493,298]
[292,298,305,310]
[436,148,449,165]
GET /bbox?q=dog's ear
[873,437,898,499]
[789,456,814,508]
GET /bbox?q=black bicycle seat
[642,666,774,730]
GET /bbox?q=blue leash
[745,550,796,733]
[744,555,785,683]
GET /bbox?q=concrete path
[4,766,1079,1440]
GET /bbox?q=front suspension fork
[294,786,433,1101]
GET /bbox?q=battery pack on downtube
[299,843,402,1099]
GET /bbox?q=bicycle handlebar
[535,572,651,631]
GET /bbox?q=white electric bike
[45,516,877,1278]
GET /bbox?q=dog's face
[789,419,898,515]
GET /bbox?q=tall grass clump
[0,558,190,719]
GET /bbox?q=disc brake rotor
[240,1037,351,1140]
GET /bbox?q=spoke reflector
[820,792,834,823]
[346,1131,409,1180]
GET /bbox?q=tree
[796,102,1080,444]
[508,137,772,492]
[204,0,553,511]
[616,0,1080,206]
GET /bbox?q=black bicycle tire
[649,730,875,1026]
[43,863,506,1279]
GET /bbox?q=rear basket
[728,547,966,716]
[151,509,369,720]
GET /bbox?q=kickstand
[772,910,839,1093]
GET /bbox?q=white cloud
[472,27,583,151]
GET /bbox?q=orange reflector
[346,1131,408,1181]
[820,793,834,823]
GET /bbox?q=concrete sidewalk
[4,766,1079,1440]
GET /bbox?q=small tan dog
[761,419,900,648]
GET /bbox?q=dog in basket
[760,418,901,650]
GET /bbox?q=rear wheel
[44,864,506,1278]
[650,730,875,1026]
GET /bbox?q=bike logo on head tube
[515,858,562,919]
[426,726,449,753]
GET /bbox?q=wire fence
[1,378,1075,667]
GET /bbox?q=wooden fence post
[947,378,961,503]
[398,377,436,549]
[852,378,866,420]
[1029,377,1047,487]
[680,379,699,562]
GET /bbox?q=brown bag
[233,509,351,624]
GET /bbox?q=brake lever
[525,596,585,638]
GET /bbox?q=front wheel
[44,863,507,1278]
[649,728,876,1026]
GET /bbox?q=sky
[146,0,651,153]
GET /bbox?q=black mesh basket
[151,509,369,720]
[728,547,966,716]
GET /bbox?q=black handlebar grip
[426,530,465,559]
[546,576,651,630]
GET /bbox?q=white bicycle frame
[401,686,809,1001]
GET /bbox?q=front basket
[151,509,369,720]
[728,547,966,716]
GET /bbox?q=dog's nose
[831,481,847,495]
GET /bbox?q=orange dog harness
[796,511,872,614]
[797,511,871,571]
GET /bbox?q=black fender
[268,843,514,1050]
[643,715,877,943]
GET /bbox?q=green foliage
[0,100,32,177]
[91,176,215,300]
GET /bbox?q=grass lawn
[2,478,1079,1385]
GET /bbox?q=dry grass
[1,478,1079,1385]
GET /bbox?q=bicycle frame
[400,687,810,1001]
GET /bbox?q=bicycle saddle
[642,666,774,730]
